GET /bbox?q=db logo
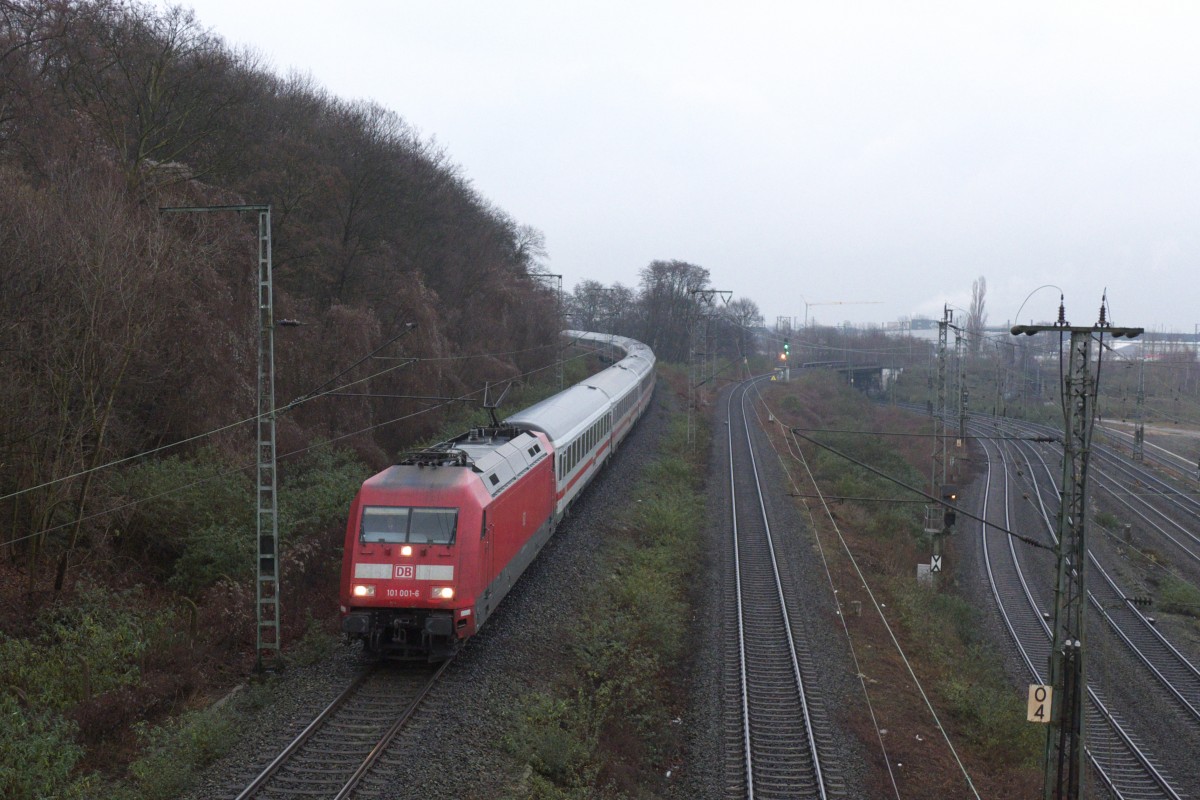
[394,565,414,579]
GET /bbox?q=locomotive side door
[480,512,495,617]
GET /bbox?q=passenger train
[339,331,656,659]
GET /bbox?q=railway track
[721,378,841,799]
[1098,422,1200,481]
[995,427,1200,723]
[230,660,449,800]
[1006,418,1200,551]
[976,431,1187,799]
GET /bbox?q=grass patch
[505,395,705,797]
[891,581,1042,763]
[1157,574,1200,617]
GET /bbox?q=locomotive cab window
[409,508,457,544]
[361,506,458,545]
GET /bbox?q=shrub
[780,394,805,414]
[867,506,921,540]
[0,582,176,799]
[167,521,252,595]
[0,694,93,800]
[289,614,339,666]
[940,648,1042,763]
[116,705,237,800]
[112,448,253,592]
[506,693,596,789]
[112,444,365,595]
[0,582,159,711]
[278,445,367,540]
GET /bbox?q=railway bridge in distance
[800,360,884,394]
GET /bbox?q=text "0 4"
[1027,684,1052,723]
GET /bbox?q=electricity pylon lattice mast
[253,207,280,673]
[162,204,281,673]
[530,272,564,389]
[1133,356,1146,462]
[1012,298,1142,800]
[930,307,950,496]
[687,289,730,446]
[955,326,967,446]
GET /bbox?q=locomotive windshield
[361,506,457,545]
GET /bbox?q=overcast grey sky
[167,1,1200,332]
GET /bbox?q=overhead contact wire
[4,344,599,547]
[1,337,589,505]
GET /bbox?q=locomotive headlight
[352,584,376,598]
[400,545,413,557]
[431,586,455,600]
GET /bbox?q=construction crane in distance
[801,299,883,328]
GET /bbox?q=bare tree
[967,275,988,355]
[0,158,183,590]
[605,283,637,335]
[53,2,247,192]
[719,297,764,358]
[568,280,608,331]
[637,260,710,361]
